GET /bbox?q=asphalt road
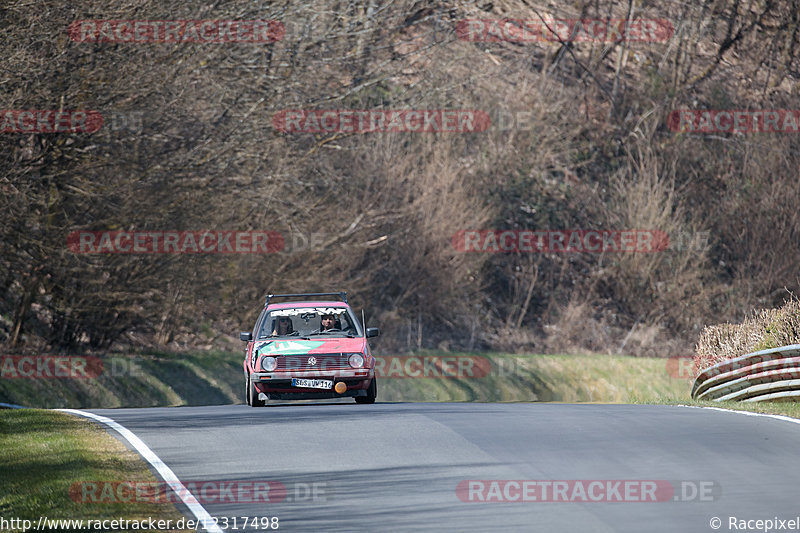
[85,402,800,532]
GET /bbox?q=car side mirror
[240,331,253,342]
[366,327,380,338]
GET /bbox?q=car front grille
[276,354,351,371]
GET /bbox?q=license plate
[291,378,333,390]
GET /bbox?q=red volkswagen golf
[240,292,379,406]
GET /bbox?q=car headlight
[260,356,277,371]
[348,353,365,368]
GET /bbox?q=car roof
[266,301,350,310]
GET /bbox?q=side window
[345,310,362,335]
[254,310,267,339]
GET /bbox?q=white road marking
[680,404,800,426]
[57,408,223,533]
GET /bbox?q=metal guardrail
[691,344,800,402]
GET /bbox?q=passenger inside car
[271,316,294,336]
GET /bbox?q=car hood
[254,337,366,356]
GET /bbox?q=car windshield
[258,306,361,339]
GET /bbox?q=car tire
[247,374,265,407]
[355,378,377,404]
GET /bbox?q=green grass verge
[3,350,800,420]
[376,352,692,403]
[0,350,243,409]
[0,409,189,532]
[638,397,800,419]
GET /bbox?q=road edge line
[56,408,223,533]
[678,404,800,426]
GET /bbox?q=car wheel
[247,374,265,407]
[355,378,377,404]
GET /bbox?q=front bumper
[250,368,374,398]
[251,368,374,382]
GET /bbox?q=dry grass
[695,296,800,371]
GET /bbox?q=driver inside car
[320,313,341,331]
